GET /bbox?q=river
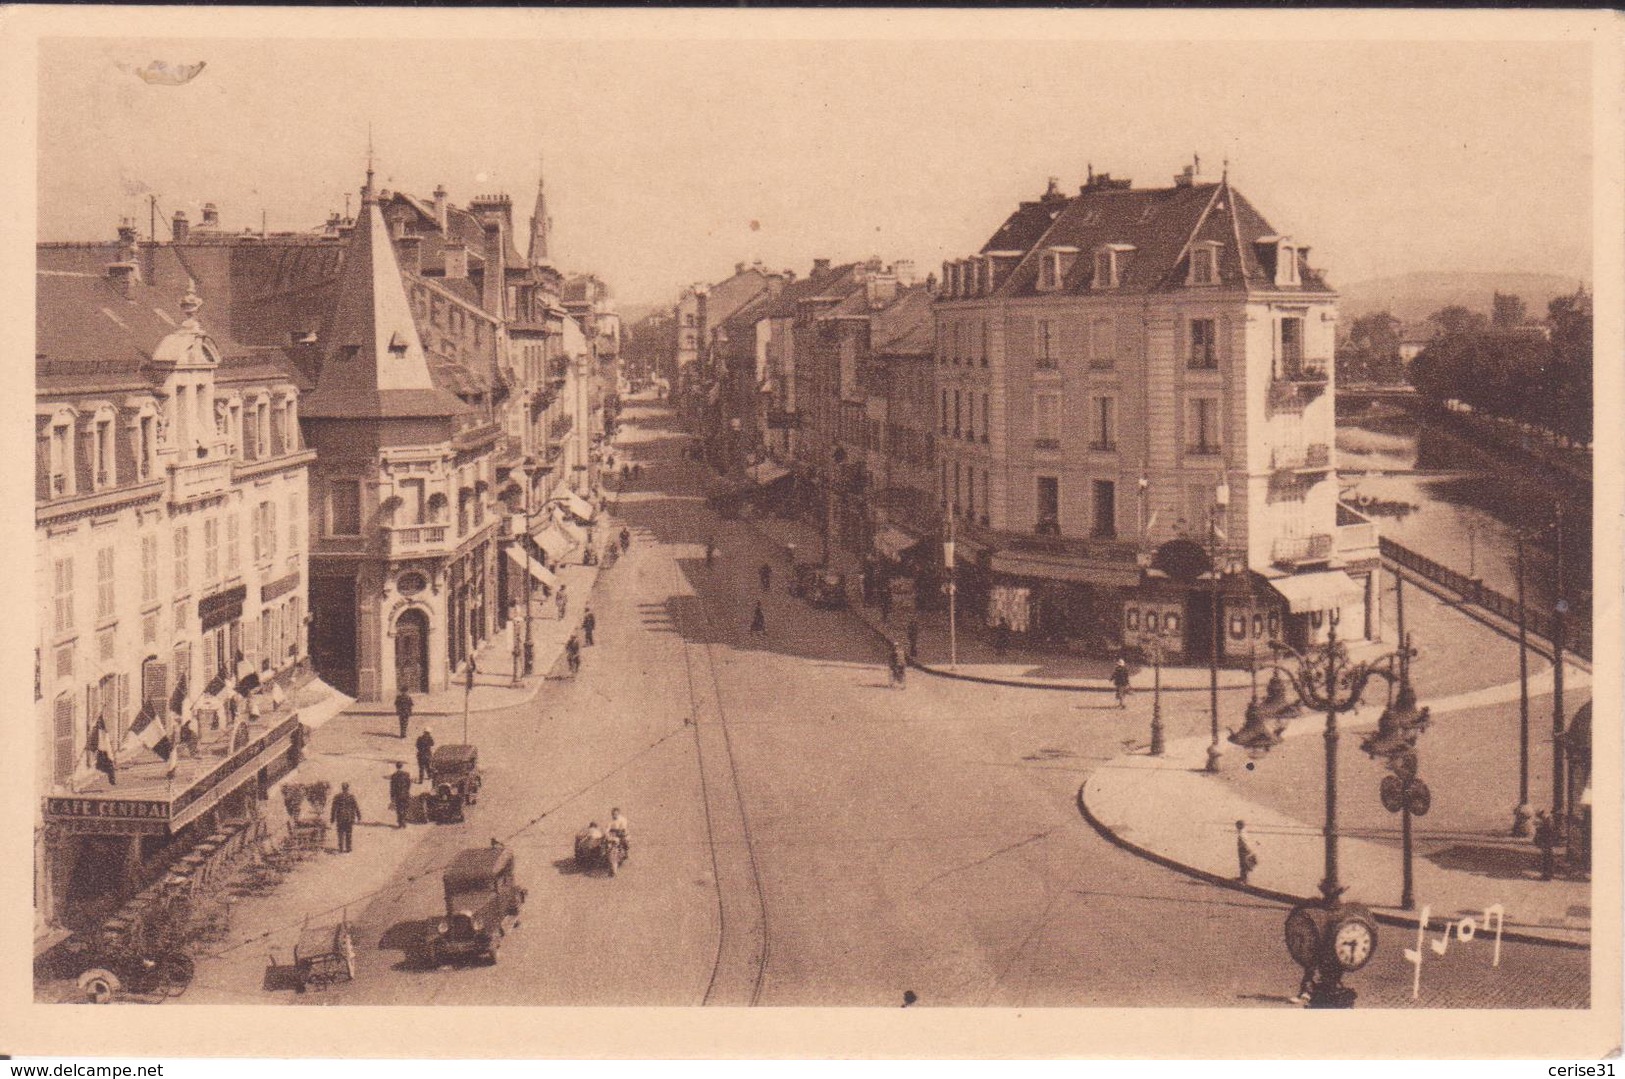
[1334,402,1591,622]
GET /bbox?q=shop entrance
[395,608,430,694]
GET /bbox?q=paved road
[310,398,1589,1009]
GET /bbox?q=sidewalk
[1080,654,1594,948]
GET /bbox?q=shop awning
[506,545,559,589]
[533,523,574,562]
[549,484,596,523]
[873,526,918,560]
[1268,570,1363,614]
[989,551,1141,588]
[556,517,588,548]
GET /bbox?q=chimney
[433,184,448,232]
[812,258,831,277]
[892,259,916,285]
[482,220,506,318]
[766,272,787,299]
[1174,164,1195,188]
[106,262,137,299]
[201,202,219,228]
[116,220,140,274]
[444,242,468,279]
[323,212,343,238]
[398,234,422,276]
[735,261,746,275]
[171,210,190,243]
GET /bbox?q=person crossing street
[330,782,362,853]
[583,606,597,646]
[750,601,766,634]
[1111,658,1132,708]
[415,727,435,783]
[389,762,413,828]
[394,689,414,739]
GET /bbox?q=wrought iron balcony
[1272,532,1335,569]
[1271,442,1332,474]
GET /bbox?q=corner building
[936,166,1380,661]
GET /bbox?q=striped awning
[532,522,573,562]
[506,545,559,589]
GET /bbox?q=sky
[35,30,1595,310]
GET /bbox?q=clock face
[1332,919,1376,971]
[1284,907,1321,968]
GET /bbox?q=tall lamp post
[1512,532,1532,836]
[1551,503,1567,840]
[1205,475,1230,774]
[1135,472,1163,755]
[1262,613,1414,1007]
[944,514,958,670]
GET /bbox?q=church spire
[529,153,552,266]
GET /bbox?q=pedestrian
[878,583,892,623]
[620,526,631,553]
[994,618,1011,656]
[331,782,362,853]
[583,606,597,646]
[1111,658,1131,708]
[890,642,907,689]
[705,537,716,567]
[395,688,414,739]
[566,634,582,675]
[389,761,413,829]
[750,601,766,633]
[906,618,920,658]
[415,727,435,783]
[759,562,773,592]
[556,584,568,620]
[1534,809,1558,881]
[608,806,631,859]
[633,463,642,481]
[1236,819,1259,884]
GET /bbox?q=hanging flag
[128,702,173,761]
[169,674,188,716]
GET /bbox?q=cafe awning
[751,462,790,486]
[1268,569,1363,613]
[556,517,588,548]
[506,546,559,589]
[873,526,918,560]
[989,551,1141,588]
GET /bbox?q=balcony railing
[1273,532,1334,568]
[1271,442,1332,472]
[1269,362,1330,408]
[1336,501,1378,554]
[168,453,233,506]
[384,523,451,557]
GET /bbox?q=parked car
[790,563,848,609]
[413,843,526,967]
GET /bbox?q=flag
[129,702,172,760]
[169,675,188,716]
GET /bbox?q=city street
[204,397,1585,1009]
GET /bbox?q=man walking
[1534,809,1558,881]
[395,689,415,739]
[1235,819,1259,884]
[331,782,362,853]
[583,606,597,647]
[415,727,436,783]
[1111,658,1132,709]
[906,618,920,659]
[389,761,413,829]
[750,601,766,634]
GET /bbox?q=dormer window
[1275,240,1301,287]
[1188,242,1221,287]
[1038,247,1078,292]
[1093,244,1133,290]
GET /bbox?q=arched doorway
[395,608,430,694]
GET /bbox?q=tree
[1492,292,1528,330]
[1341,311,1405,384]
[1545,288,1592,445]
[1424,305,1488,338]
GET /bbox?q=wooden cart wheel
[79,968,120,1004]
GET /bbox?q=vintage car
[426,744,481,823]
[789,563,848,610]
[413,844,526,968]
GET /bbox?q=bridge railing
[1379,536,1591,660]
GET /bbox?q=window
[203,517,220,583]
[1036,476,1060,534]
[54,693,75,785]
[1035,320,1057,370]
[981,393,990,443]
[1094,249,1116,289]
[228,401,242,459]
[1039,254,1058,290]
[141,534,158,604]
[1280,317,1305,375]
[1188,398,1220,456]
[1275,242,1300,287]
[256,400,271,459]
[53,556,75,636]
[173,526,189,592]
[225,514,240,572]
[964,395,974,442]
[953,391,962,438]
[981,469,990,524]
[93,546,114,622]
[288,491,301,550]
[261,501,278,561]
[328,480,361,536]
[94,418,114,489]
[1092,480,1117,538]
[980,322,990,368]
[1088,318,1115,370]
[1189,318,1218,369]
[137,414,155,479]
[1090,396,1116,451]
[966,470,976,520]
[952,462,962,516]
[1189,244,1219,286]
[1034,392,1062,450]
[940,390,949,435]
[50,421,72,496]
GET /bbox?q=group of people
[578,807,632,861]
[565,605,598,674]
[327,718,442,853]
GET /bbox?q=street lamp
[1139,630,1165,756]
[1260,612,1415,1007]
[1512,532,1532,836]
[1205,475,1230,774]
[944,515,958,671]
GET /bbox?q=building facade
[34,250,312,936]
[936,166,1380,660]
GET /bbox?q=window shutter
[117,672,131,749]
[86,681,101,756]
[115,408,137,488]
[36,421,50,501]
[54,695,75,784]
[142,657,169,710]
[75,420,95,493]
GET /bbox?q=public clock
[1284,905,1322,968]
[1329,910,1378,971]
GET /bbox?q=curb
[1075,782,1589,952]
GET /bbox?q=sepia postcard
[0,5,1620,1061]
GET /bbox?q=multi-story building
[935,165,1380,659]
[755,259,844,465]
[34,247,313,936]
[674,262,772,429]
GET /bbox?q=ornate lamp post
[1262,611,1415,1007]
[1140,630,1165,756]
[1205,475,1230,774]
[944,514,959,671]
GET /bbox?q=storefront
[986,550,1138,647]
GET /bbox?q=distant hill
[1336,271,1587,325]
